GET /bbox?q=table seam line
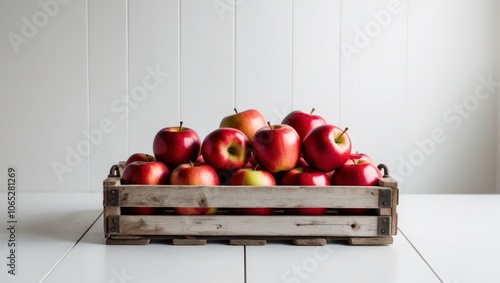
[38,212,103,283]
[398,227,444,283]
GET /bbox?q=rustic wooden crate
[103,162,399,246]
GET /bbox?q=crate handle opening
[377,164,390,178]
[108,164,121,178]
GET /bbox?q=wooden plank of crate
[293,238,327,246]
[348,237,393,245]
[115,186,385,208]
[106,238,151,245]
[379,177,398,235]
[173,239,207,245]
[114,215,382,237]
[230,239,267,246]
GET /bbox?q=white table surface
[0,193,102,283]
[398,194,500,283]
[1,193,498,283]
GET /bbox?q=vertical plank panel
[406,0,497,193]
[341,0,407,173]
[357,0,407,181]
[128,0,180,153]
[292,0,341,125]
[88,0,128,191]
[180,0,234,140]
[339,0,362,142]
[235,0,292,125]
[0,0,89,191]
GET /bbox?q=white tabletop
[1,193,498,283]
[0,193,102,283]
[398,194,500,283]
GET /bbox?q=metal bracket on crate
[379,189,392,208]
[107,215,120,234]
[106,189,120,206]
[377,216,390,235]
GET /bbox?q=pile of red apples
[121,108,382,216]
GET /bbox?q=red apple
[331,161,382,187]
[302,125,351,172]
[331,161,382,215]
[252,123,301,173]
[282,108,327,141]
[125,153,156,165]
[280,166,329,215]
[121,160,170,215]
[347,151,373,164]
[219,108,267,140]
[170,162,219,215]
[202,128,251,172]
[153,121,201,171]
[229,167,276,215]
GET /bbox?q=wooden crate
[103,162,399,246]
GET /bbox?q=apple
[170,162,219,215]
[331,161,382,187]
[252,123,301,173]
[280,166,329,215]
[229,167,276,215]
[282,108,327,141]
[347,151,373,164]
[125,153,156,165]
[121,160,170,215]
[153,121,201,171]
[202,128,251,172]
[302,125,351,172]
[331,160,382,215]
[219,108,267,140]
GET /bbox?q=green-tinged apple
[331,158,382,215]
[153,121,201,171]
[280,166,329,215]
[229,167,276,215]
[202,128,251,171]
[219,108,267,140]
[125,153,156,165]
[121,160,170,215]
[302,125,351,172]
[252,123,301,173]
[347,151,373,164]
[281,108,327,141]
[170,162,219,215]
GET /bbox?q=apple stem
[267,121,272,129]
[179,121,184,131]
[335,127,349,143]
[254,164,260,171]
[189,161,194,167]
[234,108,238,114]
[310,108,316,115]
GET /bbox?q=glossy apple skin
[121,161,170,185]
[170,162,219,215]
[125,153,156,165]
[302,124,352,172]
[153,126,201,171]
[280,166,329,215]
[252,124,301,173]
[219,109,267,140]
[331,161,382,215]
[202,128,251,172]
[121,161,170,215]
[347,152,373,164]
[229,168,276,215]
[282,110,327,141]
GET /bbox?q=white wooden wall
[0,0,498,194]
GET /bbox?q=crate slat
[111,215,384,237]
[108,184,387,209]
